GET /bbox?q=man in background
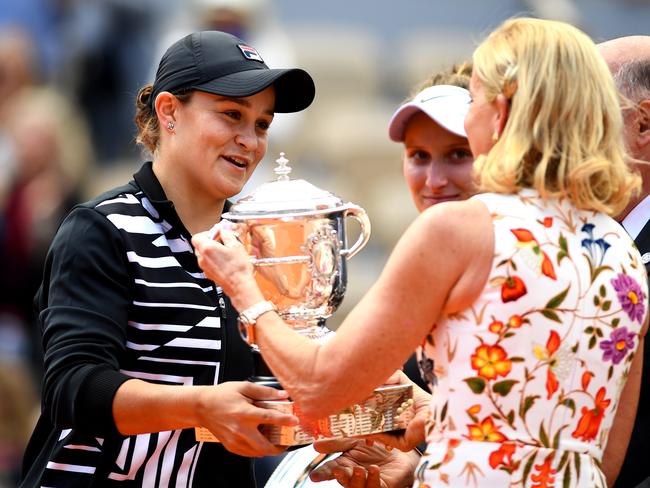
[598,35,650,488]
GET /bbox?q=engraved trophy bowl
[222,153,370,345]
[196,153,414,446]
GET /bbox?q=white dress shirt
[622,194,650,240]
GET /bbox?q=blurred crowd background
[1,0,649,485]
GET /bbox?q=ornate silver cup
[224,153,370,345]
[197,154,413,446]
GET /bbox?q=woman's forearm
[112,379,207,435]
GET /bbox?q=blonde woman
[194,18,648,487]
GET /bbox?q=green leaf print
[464,377,486,394]
[493,380,518,396]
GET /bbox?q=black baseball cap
[150,30,315,113]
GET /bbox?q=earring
[166,121,175,131]
[492,132,499,142]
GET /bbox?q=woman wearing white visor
[388,69,474,213]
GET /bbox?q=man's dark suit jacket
[614,219,650,488]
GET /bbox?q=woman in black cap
[20,30,315,487]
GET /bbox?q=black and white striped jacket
[21,162,255,487]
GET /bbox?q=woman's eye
[256,119,271,131]
[224,111,241,120]
[408,150,430,162]
[450,148,473,160]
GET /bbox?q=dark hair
[134,84,192,154]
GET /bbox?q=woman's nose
[425,163,448,189]
[235,125,258,151]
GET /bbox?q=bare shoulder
[414,199,494,313]
[414,198,493,244]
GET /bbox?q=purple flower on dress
[611,273,646,323]
[599,327,636,364]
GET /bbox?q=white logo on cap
[238,44,264,63]
[642,252,650,264]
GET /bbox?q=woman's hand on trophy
[193,226,264,311]
[196,381,298,458]
[309,439,418,488]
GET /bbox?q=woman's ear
[494,93,510,139]
[154,91,178,129]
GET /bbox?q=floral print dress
[414,190,648,487]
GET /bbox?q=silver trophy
[215,154,413,446]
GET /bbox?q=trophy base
[258,383,414,446]
[194,383,414,446]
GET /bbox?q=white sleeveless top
[414,190,648,487]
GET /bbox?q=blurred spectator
[0,363,36,487]
[55,1,161,164]
[0,28,37,123]
[0,0,60,79]
[0,86,93,379]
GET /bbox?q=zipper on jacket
[216,287,227,385]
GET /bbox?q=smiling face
[402,111,475,212]
[169,87,275,202]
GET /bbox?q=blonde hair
[472,17,640,216]
[409,61,473,99]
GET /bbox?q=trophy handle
[340,204,371,259]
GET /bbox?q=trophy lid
[224,153,348,218]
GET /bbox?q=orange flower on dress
[501,276,527,302]
[471,344,512,380]
[466,417,507,442]
[489,320,504,334]
[531,453,556,487]
[508,315,525,328]
[467,404,482,416]
[488,442,517,470]
[572,387,611,442]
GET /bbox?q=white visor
[388,84,471,142]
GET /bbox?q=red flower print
[541,252,557,280]
[581,371,594,391]
[532,330,562,399]
[543,217,553,228]
[489,442,517,471]
[466,417,507,442]
[510,228,556,280]
[546,370,559,400]
[572,387,611,442]
[511,228,535,242]
[441,438,461,464]
[502,276,527,302]
[531,453,556,487]
[471,344,512,380]
[546,330,561,354]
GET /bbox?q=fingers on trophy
[197,153,415,447]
